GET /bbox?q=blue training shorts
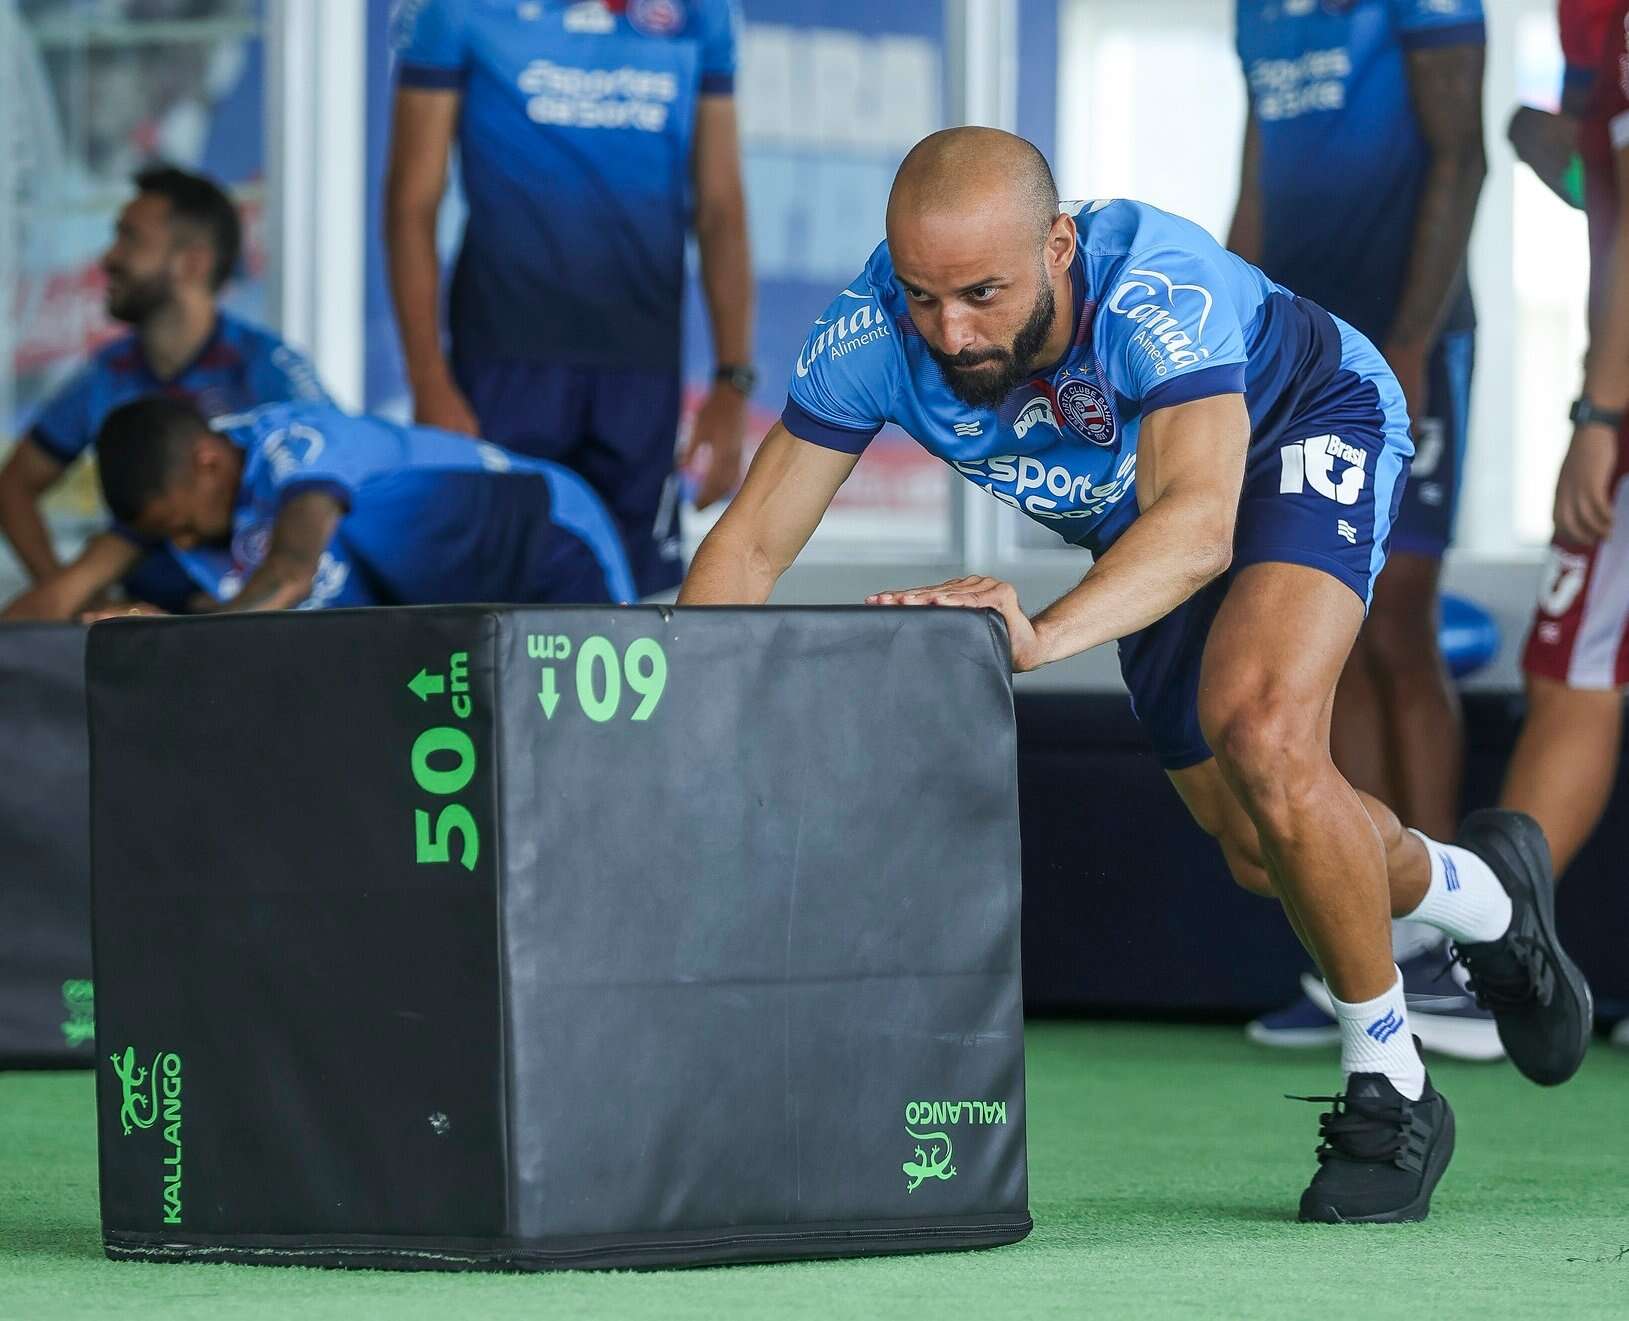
[1390,329,1474,558]
[1116,321,1413,770]
[454,355,683,598]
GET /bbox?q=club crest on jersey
[1056,380,1116,446]
[628,0,684,37]
[231,519,273,572]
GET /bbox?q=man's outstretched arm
[678,423,860,604]
[193,491,343,614]
[2,531,141,620]
[0,438,69,582]
[872,393,1247,671]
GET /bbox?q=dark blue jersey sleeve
[393,0,468,90]
[26,364,99,464]
[698,0,739,94]
[1388,0,1484,49]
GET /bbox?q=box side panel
[88,610,507,1241]
[0,624,93,1065]
[497,606,1027,1243]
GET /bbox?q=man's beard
[105,270,174,324]
[926,280,1057,410]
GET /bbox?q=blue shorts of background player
[1118,323,1412,770]
[454,355,683,599]
[1389,330,1474,558]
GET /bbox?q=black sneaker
[1294,1057,1455,1224]
[1451,809,1593,1086]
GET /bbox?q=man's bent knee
[1203,695,1327,831]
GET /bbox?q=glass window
[1002,0,1245,558]
[1,0,267,588]
[1510,7,1589,548]
[1051,0,1589,560]
[683,2,954,559]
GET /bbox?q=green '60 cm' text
[531,634,667,723]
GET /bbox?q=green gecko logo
[901,1099,1007,1193]
[60,979,94,1048]
[109,1045,184,1225]
[903,1128,956,1192]
[110,1046,160,1134]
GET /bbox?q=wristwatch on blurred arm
[1569,396,1624,430]
[715,364,759,397]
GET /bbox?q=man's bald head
[887,127,1059,241]
[884,129,1071,410]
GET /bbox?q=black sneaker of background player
[1451,809,1593,1086]
[1294,1055,1455,1224]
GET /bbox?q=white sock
[1404,830,1513,945]
[1390,917,1442,964]
[1330,969,1425,1100]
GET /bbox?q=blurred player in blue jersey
[384,0,752,599]
[71,397,634,617]
[1228,0,1492,1056]
[681,128,1593,1222]
[1,166,328,620]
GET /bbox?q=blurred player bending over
[0,166,327,619]
[1229,0,1491,1054]
[1504,0,1629,1052]
[681,128,1593,1223]
[68,397,634,617]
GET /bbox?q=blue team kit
[1236,0,1483,555]
[166,402,637,610]
[393,0,738,595]
[27,312,329,609]
[392,0,737,368]
[28,313,328,465]
[784,199,1414,768]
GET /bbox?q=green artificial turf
[3,1023,1625,1320]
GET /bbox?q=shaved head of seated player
[886,127,1070,409]
[97,396,245,549]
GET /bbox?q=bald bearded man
[679,129,1593,1224]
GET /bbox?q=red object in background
[1561,0,1623,70]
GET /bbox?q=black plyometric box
[87,607,1029,1270]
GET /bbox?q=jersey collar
[138,312,224,385]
